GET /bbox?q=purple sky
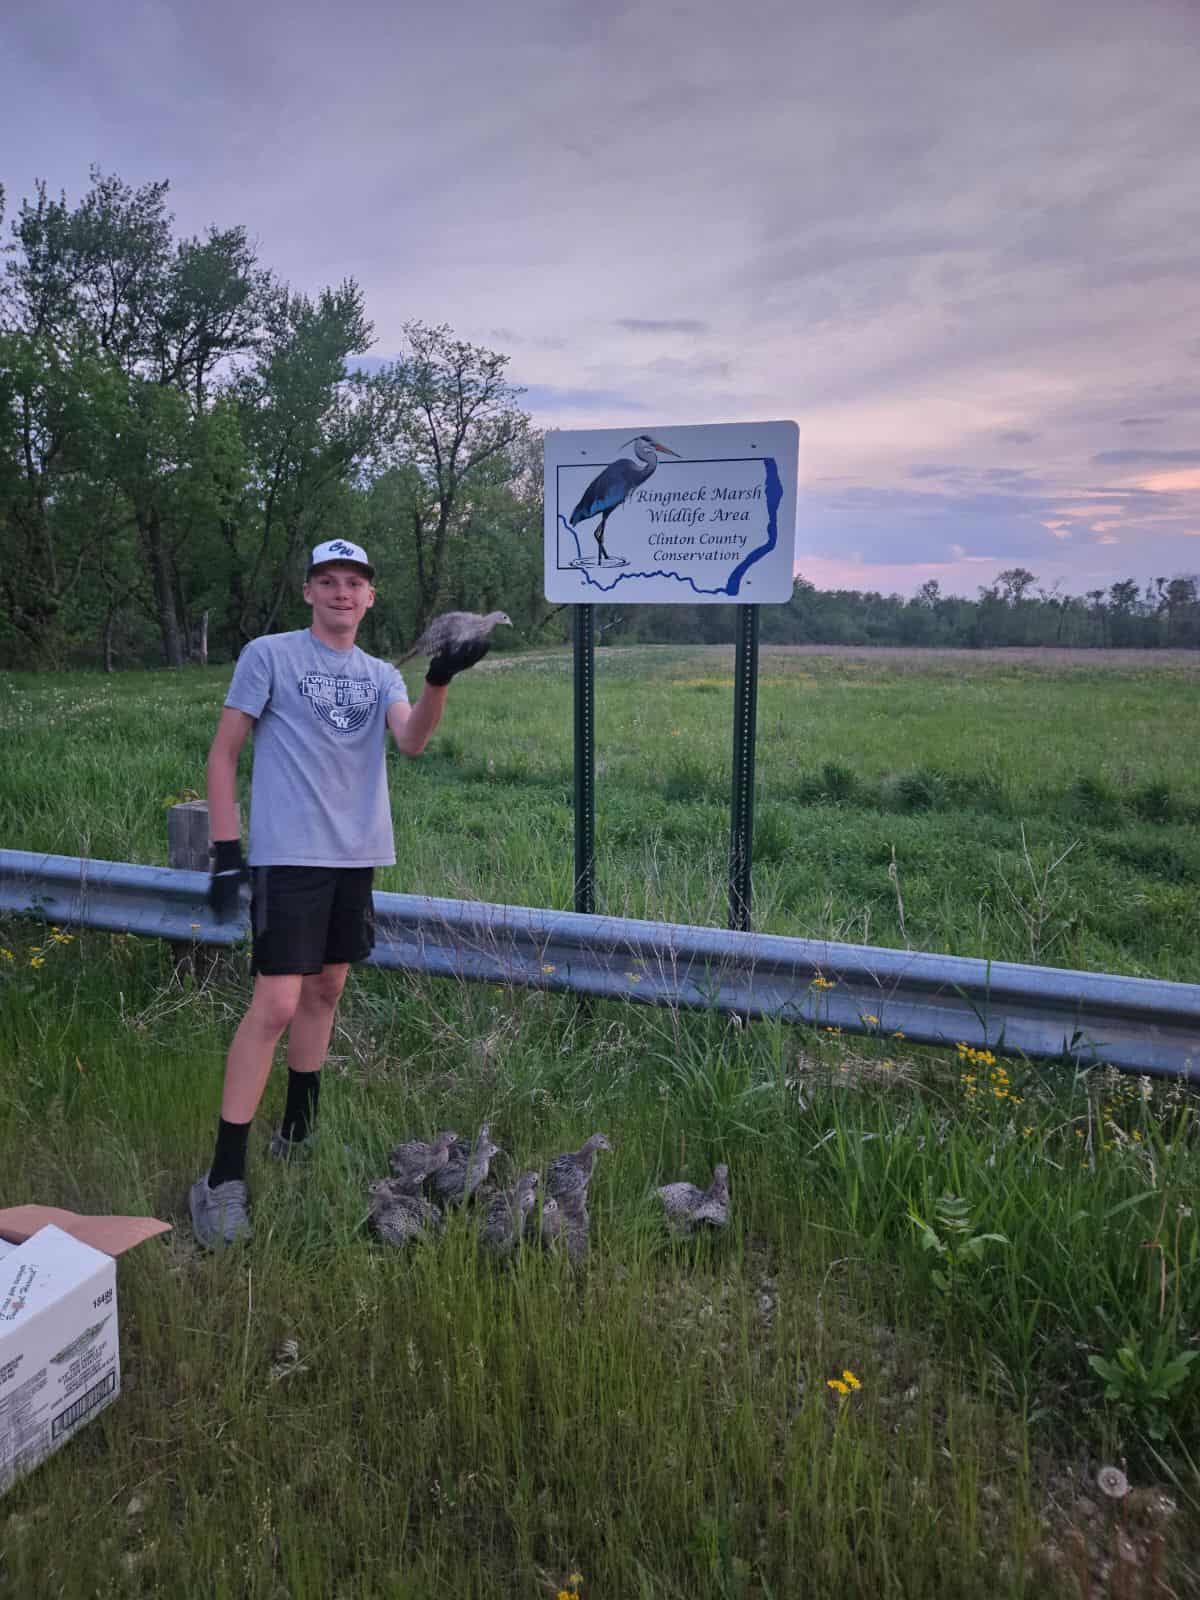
[4,0,1198,596]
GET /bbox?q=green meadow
[1,647,1198,1598]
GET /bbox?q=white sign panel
[544,420,798,604]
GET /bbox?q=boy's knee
[303,966,348,1011]
[248,976,303,1035]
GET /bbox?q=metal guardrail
[1,848,1197,1080]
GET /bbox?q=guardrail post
[168,800,237,980]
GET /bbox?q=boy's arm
[206,708,256,840]
[387,684,448,757]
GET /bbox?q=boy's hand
[208,839,248,920]
[425,638,490,687]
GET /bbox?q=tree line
[0,169,544,669]
[596,568,1200,650]
[2,171,1195,670]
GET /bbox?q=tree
[0,329,125,662]
[1085,589,1108,646]
[2,170,267,664]
[228,280,375,646]
[1162,576,1198,646]
[997,567,1037,606]
[368,322,529,633]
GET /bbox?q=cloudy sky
[4,0,1198,595]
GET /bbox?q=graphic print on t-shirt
[300,671,380,733]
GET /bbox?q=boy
[190,539,488,1248]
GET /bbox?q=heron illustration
[568,435,680,564]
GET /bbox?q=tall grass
[1,649,1198,1595]
[2,647,1198,975]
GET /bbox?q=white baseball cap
[307,539,375,579]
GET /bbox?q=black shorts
[250,867,376,977]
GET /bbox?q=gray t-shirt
[225,629,409,866]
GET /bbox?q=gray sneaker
[189,1173,251,1248]
[267,1128,316,1163]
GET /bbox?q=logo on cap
[328,540,358,558]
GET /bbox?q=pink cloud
[1137,468,1200,494]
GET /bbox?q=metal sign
[544,420,798,604]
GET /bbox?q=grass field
[1,647,1198,1597]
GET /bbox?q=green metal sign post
[573,604,596,915]
[728,604,760,931]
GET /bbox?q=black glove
[425,637,490,687]
[208,839,248,920]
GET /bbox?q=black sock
[281,1069,321,1143]
[208,1117,251,1188]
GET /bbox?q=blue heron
[569,435,680,563]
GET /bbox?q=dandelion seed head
[1097,1465,1129,1500]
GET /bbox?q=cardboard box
[0,1225,120,1496]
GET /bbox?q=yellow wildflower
[862,1014,879,1026]
[541,963,557,974]
[625,971,642,983]
[30,955,46,969]
[0,947,13,962]
[842,1369,862,1389]
[812,975,836,990]
[569,1576,584,1589]
[827,1378,849,1396]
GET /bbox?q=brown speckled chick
[386,1130,459,1193]
[546,1133,611,1205]
[526,1194,561,1247]
[480,1171,540,1257]
[656,1164,730,1235]
[532,1187,590,1263]
[368,1181,444,1247]
[429,1124,501,1208]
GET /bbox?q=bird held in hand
[367,1182,444,1247]
[398,611,512,665]
[546,1133,611,1204]
[656,1164,730,1234]
[429,1123,501,1207]
[386,1130,459,1193]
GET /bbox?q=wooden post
[168,800,239,982]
